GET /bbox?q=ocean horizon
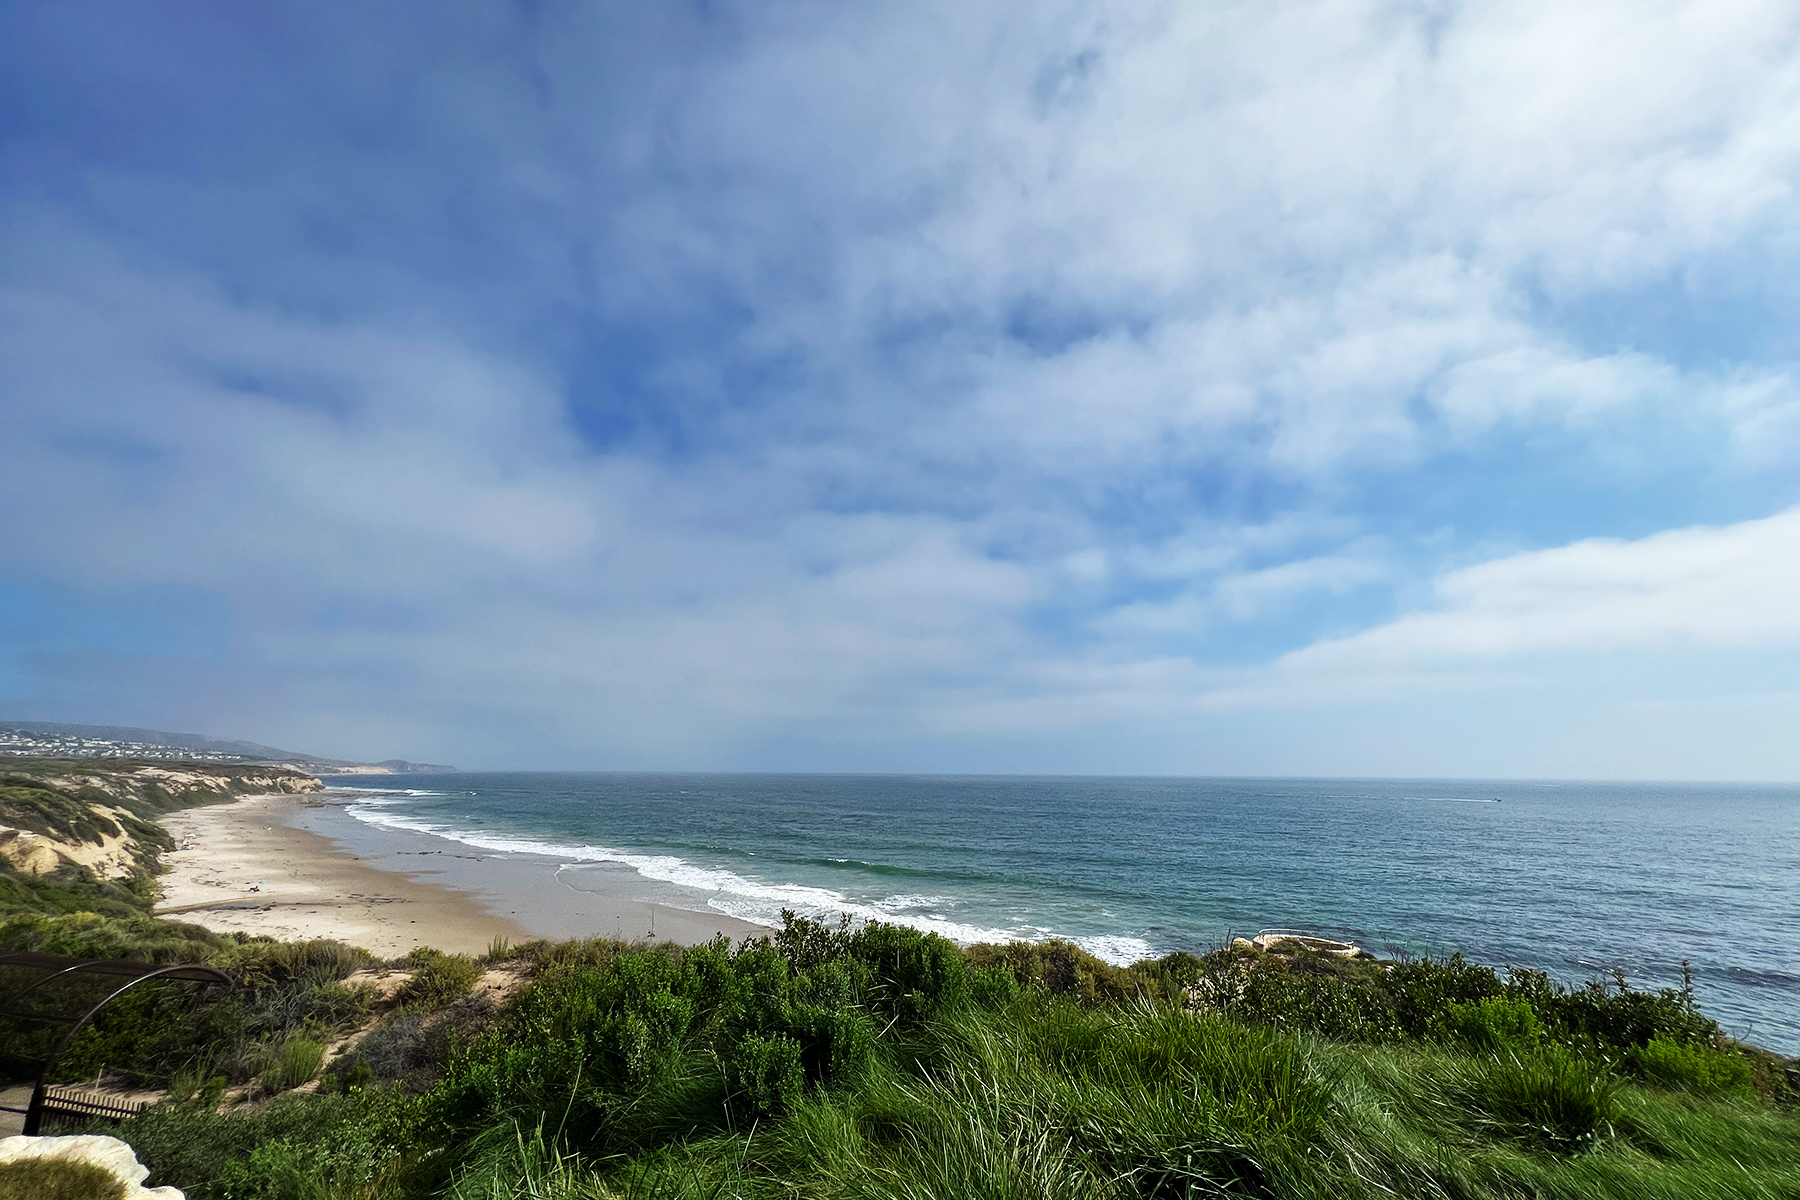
[320,770,1800,1055]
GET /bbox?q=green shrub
[394,951,481,1012]
[325,1060,376,1094]
[334,1014,432,1084]
[260,1038,326,1094]
[970,962,1023,1009]
[201,1074,227,1109]
[964,937,1150,1003]
[1195,949,1404,1041]
[0,909,222,962]
[848,920,968,1023]
[167,1061,208,1105]
[1430,993,1544,1051]
[116,1087,420,1200]
[1630,1035,1755,1097]
[1534,970,1718,1050]
[303,979,379,1032]
[732,1032,806,1117]
[223,939,370,989]
[0,1158,127,1200]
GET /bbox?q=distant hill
[0,720,454,772]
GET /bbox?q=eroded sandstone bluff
[0,759,321,881]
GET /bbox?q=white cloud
[1097,549,1389,637]
[6,1,1800,773]
[1266,506,1800,681]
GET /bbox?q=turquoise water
[320,773,1800,1053]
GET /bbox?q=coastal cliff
[0,759,320,882]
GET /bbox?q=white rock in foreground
[0,1133,183,1199]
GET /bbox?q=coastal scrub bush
[1170,946,1729,1057]
[221,938,371,989]
[334,1014,434,1085]
[45,972,236,1084]
[964,937,1151,1003]
[322,1059,376,1095]
[1198,949,1405,1041]
[964,935,1159,1007]
[1430,993,1544,1052]
[848,919,967,1023]
[731,1032,806,1117]
[100,917,1800,1200]
[166,1062,228,1108]
[1630,1035,1755,1097]
[297,978,379,1034]
[1540,973,1718,1051]
[0,909,222,959]
[116,1086,421,1200]
[969,962,1023,1009]
[395,950,482,1012]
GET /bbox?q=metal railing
[0,951,229,1134]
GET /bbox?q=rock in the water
[0,1134,183,1199]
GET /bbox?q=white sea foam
[1074,935,1158,965]
[337,791,1158,965]
[332,787,451,799]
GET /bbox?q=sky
[3,1,1799,778]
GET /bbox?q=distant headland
[0,719,454,774]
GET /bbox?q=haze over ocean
[326,772,1800,1055]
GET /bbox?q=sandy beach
[157,792,769,957]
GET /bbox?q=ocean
[319,772,1800,1054]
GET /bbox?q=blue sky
[3,1,1799,777]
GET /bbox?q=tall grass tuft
[1454,1045,1624,1152]
[395,950,482,1012]
[261,1037,327,1094]
[0,1158,128,1200]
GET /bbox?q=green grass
[87,915,1800,1200]
[261,1037,328,1094]
[394,949,482,1013]
[0,1158,128,1200]
[411,1002,1800,1200]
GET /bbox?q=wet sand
[157,792,770,957]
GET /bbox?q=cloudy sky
[3,1,1799,777]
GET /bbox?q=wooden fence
[36,1085,150,1126]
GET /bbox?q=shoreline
[156,791,770,957]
